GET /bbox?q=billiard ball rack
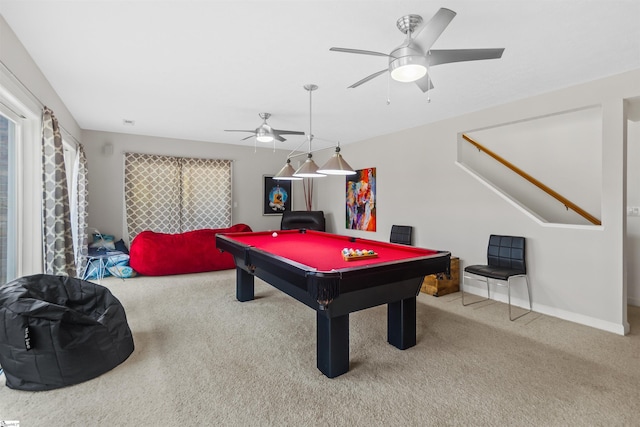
[342,252,378,261]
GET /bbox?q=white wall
[317,69,640,335]
[459,107,602,225]
[81,130,307,242]
[0,16,80,140]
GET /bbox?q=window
[124,153,232,241]
[1,65,45,279]
[62,139,77,199]
[0,109,16,282]
[62,138,80,260]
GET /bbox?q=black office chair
[280,210,326,231]
[462,234,532,321]
[390,225,413,245]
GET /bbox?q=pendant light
[274,84,355,179]
[317,142,356,175]
[273,158,302,181]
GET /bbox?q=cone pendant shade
[317,146,356,175]
[273,158,302,180]
[294,154,325,178]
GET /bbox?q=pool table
[216,229,450,378]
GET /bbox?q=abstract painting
[346,167,376,231]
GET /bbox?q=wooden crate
[421,257,459,297]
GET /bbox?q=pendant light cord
[308,87,313,153]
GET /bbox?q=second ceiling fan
[225,112,305,143]
[330,8,505,92]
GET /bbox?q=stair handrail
[462,133,601,226]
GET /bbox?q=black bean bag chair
[0,274,134,391]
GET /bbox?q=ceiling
[1,1,639,152]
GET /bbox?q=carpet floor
[1,270,639,426]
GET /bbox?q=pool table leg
[387,296,417,350]
[236,267,255,302]
[316,312,349,378]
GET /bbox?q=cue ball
[272,232,278,237]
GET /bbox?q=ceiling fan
[330,8,505,92]
[225,113,305,143]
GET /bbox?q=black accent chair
[280,210,326,232]
[390,225,413,245]
[462,235,532,321]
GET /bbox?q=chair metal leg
[105,259,126,282]
[97,258,106,283]
[81,259,91,281]
[507,274,532,321]
[464,273,532,320]
[83,256,108,283]
[461,274,490,306]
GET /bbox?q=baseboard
[628,296,640,307]
[462,285,627,335]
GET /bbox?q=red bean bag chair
[129,224,252,276]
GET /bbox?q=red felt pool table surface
[220,229,440,271]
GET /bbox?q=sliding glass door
[0,108,17,283]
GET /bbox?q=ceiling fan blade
[241,135,254,141]
[414,74,435,93]
[273,130,305,136]
[348,69,389,88]
[274,134,286,142]
[225,129,255,133]
[412,8,457,52]
[330,47,391,57]
[427,48,505,66]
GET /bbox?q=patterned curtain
[124,153,231,241]
[180,157,232,230]
[71,144,89,277]
[41,107,75,276]
[125,153,182,239]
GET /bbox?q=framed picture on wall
[346,167,376,231]
[263,175,292,215]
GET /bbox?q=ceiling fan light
[293,156,326,178]
[256,127,274,143]
[317,148,356,175]
[390,56,427,83]
[274,159,302,180]
[391,63,427,83]
[256,135,274,143]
